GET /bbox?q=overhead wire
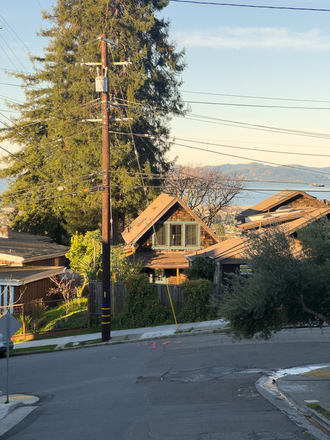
[182,90,330,104]
[184,100,330,110]
[185,113,330,139]
[170,140,330,178]
[174,137,330,158]
[169,1,330,12]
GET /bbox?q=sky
[1,0,330,178]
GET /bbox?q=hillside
[212,163,330,184]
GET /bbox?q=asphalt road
[1,327,330,439]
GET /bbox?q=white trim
[22,253,67,263]
[0,267,66,286]
[0,253,24,263]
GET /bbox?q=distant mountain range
[211,163,330,184]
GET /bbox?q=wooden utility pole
[81,34,130,342]
[101,34,111,342]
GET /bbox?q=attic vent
[136,218,147,227]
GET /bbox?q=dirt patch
[299,369,330,378]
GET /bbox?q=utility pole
[81,35,131,342]
[101,34,111,342]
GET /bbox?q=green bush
[178,279,214,322]
[183,256,215,281]
[112,273,172,329]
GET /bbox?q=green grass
[15,298,89,336]
[11,345,57,354]
[307,403,330,420]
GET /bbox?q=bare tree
[162,165,245,226]
[48,274,77,316]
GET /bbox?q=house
[0,225,68,266]
[0,266,66,313]
[0,225,69,310]
[187,190,330,293]
[235,189,330,234]
[122,193,220,284]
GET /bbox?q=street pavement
[1,319,330,438]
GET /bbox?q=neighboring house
[122,193,220,284]
[0,225,68,266]
[187,190,330,293]
[0,266,66,313]
[0,225,69,310]
[235,189,330,234]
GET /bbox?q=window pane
[170,224,182,246]
[155,224,167,246]
[186,224,197,246]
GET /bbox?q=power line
[185,100,330,110]
[0,82,21,87]
[169,1,330,12]
[174,137,330,158]
[186,114,330,140]
[182,90,330,104]
[171,140,330,177]
[0,144,52,179]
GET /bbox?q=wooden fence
[89,282,185,315]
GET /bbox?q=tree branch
[299,297,330,326]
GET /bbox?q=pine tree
[0,0,186,244]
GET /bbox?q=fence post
[87,294,90,330]
[22,303,26,340]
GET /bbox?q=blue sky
[1,0,330,175]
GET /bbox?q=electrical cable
[182,90,330,104]
[174,137,330,158]
[0,144,53,179]
[169,1,330,12]
[171,141,330,177]
[185,113,330,139]
[184,100,330,110]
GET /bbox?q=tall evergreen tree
[0,0,186,244]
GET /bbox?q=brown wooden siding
[23,256,68,267]
[200,228,218,249]
[0,256,67,267]
[14,278,59,304]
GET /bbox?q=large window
[186,224,198,246]
[153,222,200,249]
[170,224,182,246]
[155,223,167,246]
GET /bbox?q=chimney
[0,225,12,238]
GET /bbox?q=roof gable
[237,190,321,219]
[122,193,220,246]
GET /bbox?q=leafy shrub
[112,273,172,329]
[183,257,215,281]
[178,279,214,322]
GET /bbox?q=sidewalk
[275,365,330,435]
[11,318,228,350]
[1,320,330,438]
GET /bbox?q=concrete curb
[276,379,330,434]
[10,324,228,357]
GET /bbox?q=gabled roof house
[122,193,220,284]
[236,189,330,234]
[188,190,330,293]
[0,225,69,311]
